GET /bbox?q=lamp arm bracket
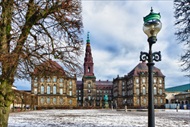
[140,51,149,62]
[152,51,161,62]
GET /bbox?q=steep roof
[96,80,113,89]
[165,83,190,92]
[128,62,164,77]
[33,59,65,76]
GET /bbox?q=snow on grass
[8,109,190,127]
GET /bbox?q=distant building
[165,84,190,105]
[31,60,77,109]
[113,62,166,108]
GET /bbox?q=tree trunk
[0,80,14,127]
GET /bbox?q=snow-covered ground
[8,109,190,127]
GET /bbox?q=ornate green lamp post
[140,8,162,127]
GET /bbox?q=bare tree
[0,0,83,126]
[174,0,190,76]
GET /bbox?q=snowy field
[8,109,190,127]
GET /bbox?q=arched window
[154,87,157,95]
[41,85,44,94]
[88,67,90,72]
[47,85,50,94]
[53,85,56,94]
[143,86,146,95]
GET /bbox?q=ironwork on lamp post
[140,7,162,127]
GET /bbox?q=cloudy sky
[15,0,189,90]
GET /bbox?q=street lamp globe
[143,7,162,43]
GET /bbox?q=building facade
[31,60,77,109]
[113,62,166,109]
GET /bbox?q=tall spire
[83,32,94,77]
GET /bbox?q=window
[154,98,157,104]
[59,78,63,83]
[53,98,56,104]
[69,99,72,105]
[137,99,139,105]
[34,83,38,87]
[154,78,156,84]
[159,79,162,84]
[88,67,90,72]
[78,97,81,100]
[143,86,146,95]
[136,89,139,95]
[160,99,163,104]
[34,77,38,82]
[47,97,50,104]
[136,78,139,84]
[53,85,56,94]
[60,83,63,87]
[144,98,146,104]
[122,81,125,86]
[154,87,157,95]
[40,97,44,104]
[60,88,63,95]
[69,91,72,96]
[88,89,91,93]
[88,83,91,88]
[88,96,91,100]
[142,78,145,83]
[47,77,51,83]
[41,85,44,94]
[69,81,72,89]
[34,88,37,94]
[47,85,50,94]
[40,78,44,83]
[60,98,63,104]
[122,91,125,96]
[159,89,162,95]
[53,77,57,83]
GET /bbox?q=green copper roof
[143,7,161,23]
[87,32,90,43]
[83,75,96,79]
[165,83,190,92]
